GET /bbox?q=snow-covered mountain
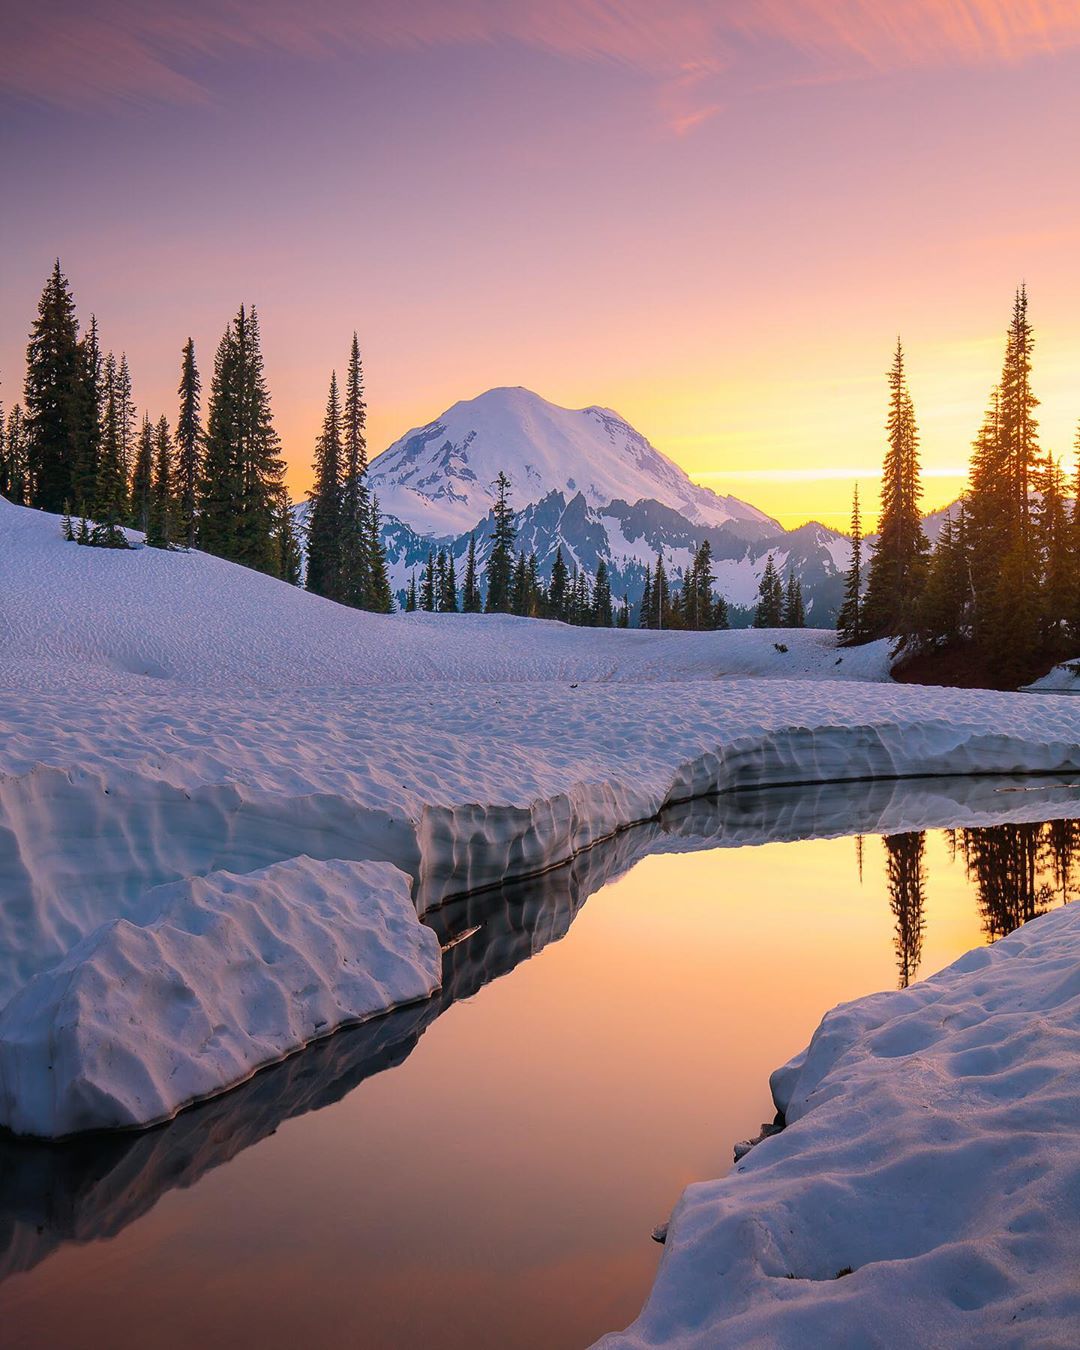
[368,386,777,538]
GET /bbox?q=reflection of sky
[3,820,1069,1348]
[4,2,1080,529]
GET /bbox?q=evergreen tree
[115,354,136,486]
[24,260,84,511]
[461,534,482,612]
[3,404,29,505]
[340,333,371,608]
[147,415,174,547]
[862,340,928,638]
[617,593,631,628]
[484,471,516,613]
[306,371,346,601]
[712,591,730,630]
[836,484,864,645]
[420,549,437,611]
[175,338,202,549]
[549,545,569,621]
[917,508,971,648]
[593,558,613,626]
[61,499,74,541]
[365,496,394,612]
[94,353,128,529]
[884,832,926,989]
[130,415,154,533]
[275,491,303,586]
[405,573,418,612]
[510,550,529,616]
[74,315,103,510]
[650,553,670,629]
[199,306,285,576]
[782,570,806,627]
[753,554,783,627]
[441,550,459,613]
[639,563,653,629]
[1036,453,1071,648]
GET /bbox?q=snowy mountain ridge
[368,386,777,537]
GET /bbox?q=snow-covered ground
[599,901,1080,1349]
[1025,660,1080,694]
[2,495,1080,1145]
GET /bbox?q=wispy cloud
[5,1,1080,116]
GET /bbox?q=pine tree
[836,485,864,645]
[420,549,437,611]
[441,549,459,613]
[753,554,783,627]
[1035,453,1071,650]
[61,499,74,541]
[862,340,928,638]
[712,590,730,630]
[175,338,202,549]
[617,593,631,628]
[405,573,418,612]
[3,404,29,505]
[93,353,127,530]
[650,553,670,629]
[306,371,346,601]
[510,550,529,616]
[549,546,569,621]
[639,563,653,629]
[485,471,516,613]
[24,260,85,511]
[593,558,613,626]
[275,491,303,585]
[917,508,971,648]
[130,415,154,533]
[461,534,482,612]
[200,306,285,575]
[782,570,806,627]
[340,334,371,608]
[115,354,136,487]
[365,496,394,612]
[74,315,103,510]
[147,415,174,548]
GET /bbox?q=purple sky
[4,1,1080,525]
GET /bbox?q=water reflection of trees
[961,819,1079,941]
[879,818,1078,987]
[882,832,926,989]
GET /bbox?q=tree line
[838,287,1080,687]
[2,260,392,611]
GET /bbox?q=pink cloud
[5,1,1080,114]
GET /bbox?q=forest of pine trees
[1,262,390,605]
[839,287,1080,687]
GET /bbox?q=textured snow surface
[1026,660,1080,693]
[368,386,776,536]
[599,903,1080,1349]
[4,497,1080,1137]
[0,857,440,1137]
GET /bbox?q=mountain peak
[368,386,778,538]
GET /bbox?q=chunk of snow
[597,903,1080,1348]
[0,857,440,1137]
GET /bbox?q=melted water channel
[1,777,1077,1348]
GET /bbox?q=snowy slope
[4,496,1080,1137]
[368,386,777,537]
[599,901,1080,1349]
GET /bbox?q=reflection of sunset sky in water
[1,815,1076,1349]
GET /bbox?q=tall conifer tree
[175,339,202,549]
[24,261,84,511]
[462,534,482,612]
[306,371,345,601]
[340,333,371,608]
[836,485,864,645]
[485,472,516,613]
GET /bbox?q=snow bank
[1024,660,1080,694]
[598,903,1080,1349]
[0,496,889,686]
[4,498,1080,1136]
[0,857,440,1137]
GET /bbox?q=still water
[1,779,1077,1349]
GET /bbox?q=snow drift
[4,497,1080,1138]
[598,902,1080,1349]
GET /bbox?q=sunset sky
[4,1,1080,528]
